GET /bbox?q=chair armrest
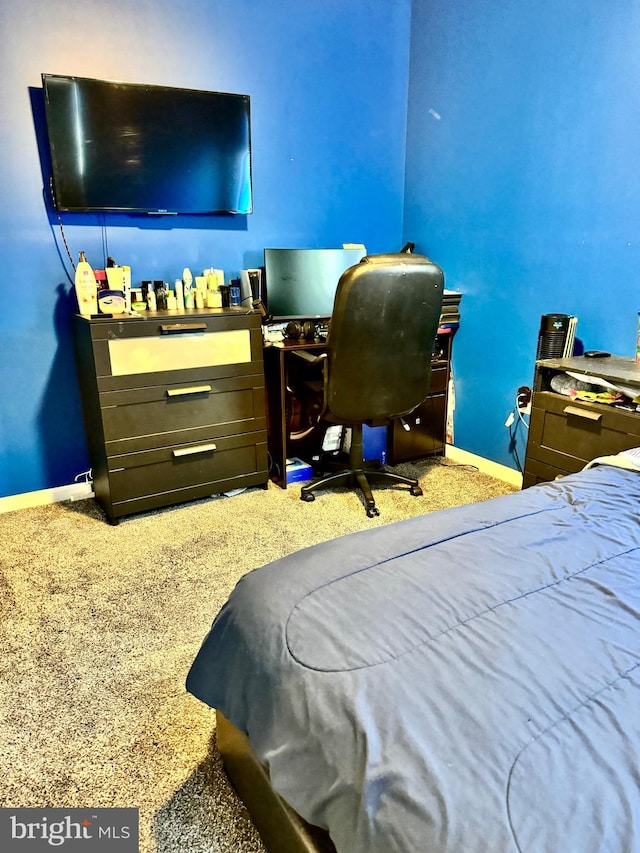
[290,350,327,365]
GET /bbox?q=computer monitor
[263,247,366,320]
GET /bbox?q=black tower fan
[535,314,576,360]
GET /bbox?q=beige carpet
[0,458,516,852]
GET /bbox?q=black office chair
[293,252,444,517]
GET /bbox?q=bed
[186,456,640,853]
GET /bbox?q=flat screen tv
[41,74,253,215]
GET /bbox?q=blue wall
[6,0,637,497]
[0,0,411,497]
[405,0,640,468]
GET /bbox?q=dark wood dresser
[73,308,268,522]
[523,355,640,487]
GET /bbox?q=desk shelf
[387,329,455,464]
[263,339,326,488]
[264,328,456,486]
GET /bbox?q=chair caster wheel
[301,492,315,502]
[366,506,380,518]
[410,485,423,497]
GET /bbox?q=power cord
[47,178,75,285]
[505,386,531,429]
[505,386,532,473]
[48,179,112,280]
[508,421,523,473]
[516,385,532,421]
[429,456,480,473]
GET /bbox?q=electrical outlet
[517,386,532,411]
[517,385,532,404]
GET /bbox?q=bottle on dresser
[75,251,98,316]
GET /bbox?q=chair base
[300,466,423,518]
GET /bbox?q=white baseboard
[0,482,94,515]
[445,445,523,489]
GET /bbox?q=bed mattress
[187,464,640,852]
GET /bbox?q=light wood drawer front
[101,377,265,447]
[528,391,640,469]
[86,313,264,391]
[107,327,251,376]
[108,433,268,503]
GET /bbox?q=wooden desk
[263,328,457,487]
[263,339,327,487]
[387,327,456,463]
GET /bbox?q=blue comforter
[187,464,640,852]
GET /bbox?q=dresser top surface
[75,307,256,324]
[537,355,640,388]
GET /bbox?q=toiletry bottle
[206,270,222,308]
[175,279,185,310]
[122,265,131,313]
[154,280,167,310]
[183,267,194,309]
[75,251,98,316]
[229,279,241,306]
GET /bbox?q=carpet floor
[0,458,516,852]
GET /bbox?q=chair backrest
[324,253,444,423]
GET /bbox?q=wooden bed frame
[216,712,336,853]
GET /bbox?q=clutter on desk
[439,289,462,329]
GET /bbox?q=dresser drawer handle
[167,385,212,397]
[173,443,217,458]
[563,405,602,423]
[160,323,207,334]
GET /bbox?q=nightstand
[523,355,640,487]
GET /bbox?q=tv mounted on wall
[41,74,253,215]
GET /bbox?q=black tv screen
[41,74,253,215]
